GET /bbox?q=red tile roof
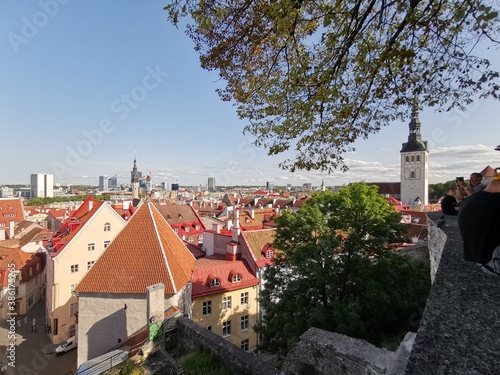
[0,246,42,287]
[191,254,259,298]
[75,202,195,295]
[0,198,25,231]
[48,196,104,257]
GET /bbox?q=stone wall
[405,213,500,374]
[281,328,394,375]
[176,317,279,375]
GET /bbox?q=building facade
[400,106,429,207]
[45,197,126,344]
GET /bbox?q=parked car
[55,336,77,354]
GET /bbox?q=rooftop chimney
[212,223,221,234]
[232,209,240,242]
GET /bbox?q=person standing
[457,172,487,200]
[458,169,500,277]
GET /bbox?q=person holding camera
[456,173,487,201]
[458,168,500,277]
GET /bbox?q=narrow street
[0,300,76,375]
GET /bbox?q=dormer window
[173,228,178,234]
[185,226,190,232]
[195,225,200,230]
[104,222,111,231]
[210,278,221,288]
[266,249,274,258]
[232,274,242,283]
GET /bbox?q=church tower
[400,104,429,207]
[131,156,140,199]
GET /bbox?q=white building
[400,106,429,207]
[30,173,54,198]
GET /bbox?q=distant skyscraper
[108,175,118,189]
[98,176,108,192]
[208,177,216,190]
[30,173,54,198]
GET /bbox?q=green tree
[254,184,430,356]
[165,0,499,172]
[429,180,457,200]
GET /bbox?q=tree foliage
[429,180,457,199]
[253,184,430,356]
[165,0,500,172]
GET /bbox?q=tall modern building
[108,175,118,189]
[208,177,216,190]
[400,104,429,206]
[98,176,108,192]
[30,173,54,198]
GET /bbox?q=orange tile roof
[191,254,259,298]
[75,203,195,295]
[0,246,39,288]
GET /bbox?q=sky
[1,1,499,188]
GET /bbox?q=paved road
[0,300,76,375]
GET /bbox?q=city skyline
[1,2,499,188]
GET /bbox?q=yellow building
[191,254,259,352]
[45,196,127,344]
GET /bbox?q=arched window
[411,155,415,162]
[210,278,221,288]
[104,222,111,231]
[410,170,416,179]
[416,155,420,162]
[405,156,409,163]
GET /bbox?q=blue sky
[1,1,499,188]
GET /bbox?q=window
[222,321,231,337]
[28,295,34,307]
[35,241,40,245]
[104,222,111,231]
[241,315,249,331]
[87,261,95,270]
[207,326,212,331]
[53,318,58,335]
[405,155,409,162]
[241,339,249,351]
[195,225,200,230]
[210,279,220,288]
[241,292,249,305]
[416,155,421,162]
[266,249,273,258]
[87,243,95,251]
[410,170,416,179]
[188,236,194,244]
[104,240,111,249]
[232,274,241,283]
[70,264,79,273]
[69,324,76,337]
[29,267,33,277]
[173,228,178,234]
[203,301,212,316]
[184,226,190,232]
[198,234,203,243]
[411,155,415,162]
[70,302,78,317]
[222,296,232,310]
